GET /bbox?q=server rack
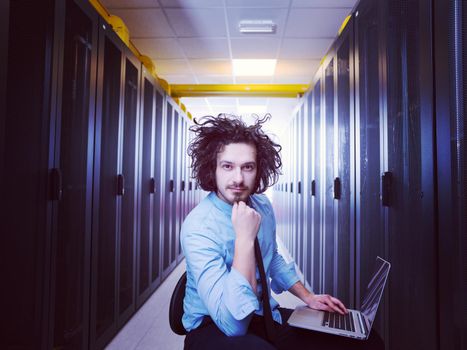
[2,1,193,348]
[434,0,467,349]
[274,0,439,348]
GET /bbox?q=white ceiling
[100,0,357,138]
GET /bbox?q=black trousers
[184,308,384,350]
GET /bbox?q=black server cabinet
[90,21,122,348]
[51,1,98,349]
[354,2,386,339]
[152,89,165,289]
[137,70,156,308]
[163,100,176,277]
[312,76,323,294]
[384,1,437,349]
[323,57,336,297]
[435,0,467,349]
[3,2,56,348]
[304,91,314,287]
[331,19,355,308]
[2,1,98,349]
[90,19,141,349]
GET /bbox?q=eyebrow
[219,160,256,166]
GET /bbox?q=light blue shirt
[181,192,299,336]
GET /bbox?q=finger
[326,298,345,315]
[231,202,238,220]
[331,296,348,314]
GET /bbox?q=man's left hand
[304,294,348,315]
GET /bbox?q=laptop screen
[360,257,391,331]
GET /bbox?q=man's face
[215,142,257,205]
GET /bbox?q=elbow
[221,323,249,337]
[216,313,253,337]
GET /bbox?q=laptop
[287,256,391,340]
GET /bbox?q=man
[181,115,382,349]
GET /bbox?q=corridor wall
[274,0,438,349]
[0,1,199,349]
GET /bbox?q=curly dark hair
[187,114,282,194]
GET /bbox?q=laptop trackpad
[287,306,323,327]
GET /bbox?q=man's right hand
[231,201,261,242]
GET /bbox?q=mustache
[228,185,248,190]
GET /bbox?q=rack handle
[50,168,63,201]
[117,174,125,196]
[381,171,392,207]
[150,178,156,194]
[334,177,341,200]
[169,179,174,192]
[311,180,316,196]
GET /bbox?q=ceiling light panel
[239,20,276,34]
[232,59,277,76]
[227,8,287,37]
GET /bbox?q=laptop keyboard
[322,311,355,332]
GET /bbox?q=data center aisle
[106,238,304,350]
[106,261,186,350]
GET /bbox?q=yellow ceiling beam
[170,84,309,98]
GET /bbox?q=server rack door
[170,109,181,266]
[354,0,386,335]
[312,78,323,293]
[385,1,437,348]
[305,92,314,287]
[163,101,174,275]
[435,0,467,348]
[119,55,140,325]
[334,20,354,307]
[3,1,55,348]
[292,117,298,261]
[52,1,97,348]
[90,23,122,348]
[152,89,164,289]
[137,75,155,307]
[323,58,336,296]
[299,105,306,275]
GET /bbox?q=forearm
[232,238,257,293]
[288,281,315,305]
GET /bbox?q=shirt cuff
[271,261,300,293]
[224,267,259,320]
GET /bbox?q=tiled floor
[106,239,304,350]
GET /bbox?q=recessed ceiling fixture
[239,20,276,34]
[232,59,277,76]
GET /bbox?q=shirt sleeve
[269,241,300,294]
[182,229,259,336]
[264,197,300,293]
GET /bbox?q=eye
[243,164,255,171]
[222,164,232,170]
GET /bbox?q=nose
[232,167,244,184]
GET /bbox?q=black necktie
[254,237,277,344]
